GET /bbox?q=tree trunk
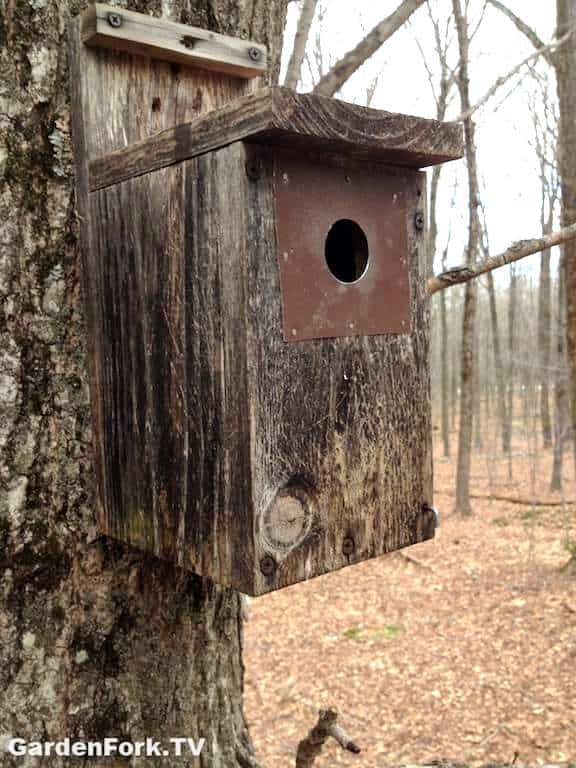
[440,251,451,458]
[556,0,576,482]
[486,269,510,452]
[452,0,481,516]
[506,264,517,478]
[0,1,287,765]
[539,245,553,448]
[284,0,318,89]
[551,251,569,490]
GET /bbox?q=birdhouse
[70,5,463,595]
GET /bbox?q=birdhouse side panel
[89,165,188,562]
[88,158,257,591]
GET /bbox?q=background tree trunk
[556,0,576,485]
[0,1,286,766]
[551,251,569,490]
[452,0,481,516]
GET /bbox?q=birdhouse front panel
[70,9,463,595]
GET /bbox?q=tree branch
[312,0,426,97]
[486,0,554,66]
[295,709,360,768]
[427,222,576,296]
[456,27,574,122]
[284,0,318,89]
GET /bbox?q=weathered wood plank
[69,14,257,585]
[238,146,434,593]
[89,166,188,563]
[86,142,434,595]
[70,18,253,162]
[89,85,464,190]
[82,3,267,78]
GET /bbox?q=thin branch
[313,0,426,97]
[457,27,575,122]
[427,222,576,296]
[284,0,318,89]
[486,0,554,66]
[295,709,360,768]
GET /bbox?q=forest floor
[244,437,576,767]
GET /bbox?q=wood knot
[261,490,313,551]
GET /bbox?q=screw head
[106,11,123,28]
[414,211,425,231]
[342,537,355,556]
[248,46,263,62]
[260,555,277,577]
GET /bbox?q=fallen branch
[398,552,434,570]
[438,490,576,507]
[427,222,576,296]
[295,709,360,768]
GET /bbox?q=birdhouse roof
[89,86,464,191]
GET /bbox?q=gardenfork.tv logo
[2,736,206,759]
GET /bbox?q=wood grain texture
[70,20,253,161]
[68,16,256,586]
[242,146,434,593]
[71,13,435,594]
[82,3,267,78]
[87,143,434,594]
[89,85,464,190]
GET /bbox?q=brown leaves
[243,447,576,766]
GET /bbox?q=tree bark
[0,1,286,766]
[486,269,511,452]
[507,265,518,478]
[452,0,481,516]
[551,251,570,490]
[440,250,451,458]
[538,243,553,448]
[556,0,576,484]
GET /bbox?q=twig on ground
[437,490,576,507]
[295,709,360,768]
[399,552,434,570]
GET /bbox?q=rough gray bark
[312,0,426,97]
[0,1,286,765]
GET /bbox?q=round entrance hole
[325,219,369,284]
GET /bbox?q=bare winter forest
[244,1,576,765]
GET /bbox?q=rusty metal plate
[273,150,411,341]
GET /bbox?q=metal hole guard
[274,150,412,342]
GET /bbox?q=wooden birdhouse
[70,5,463,595]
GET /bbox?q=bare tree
[285,0,318,88]
[451,0,482,516]
[313,0,426,97]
